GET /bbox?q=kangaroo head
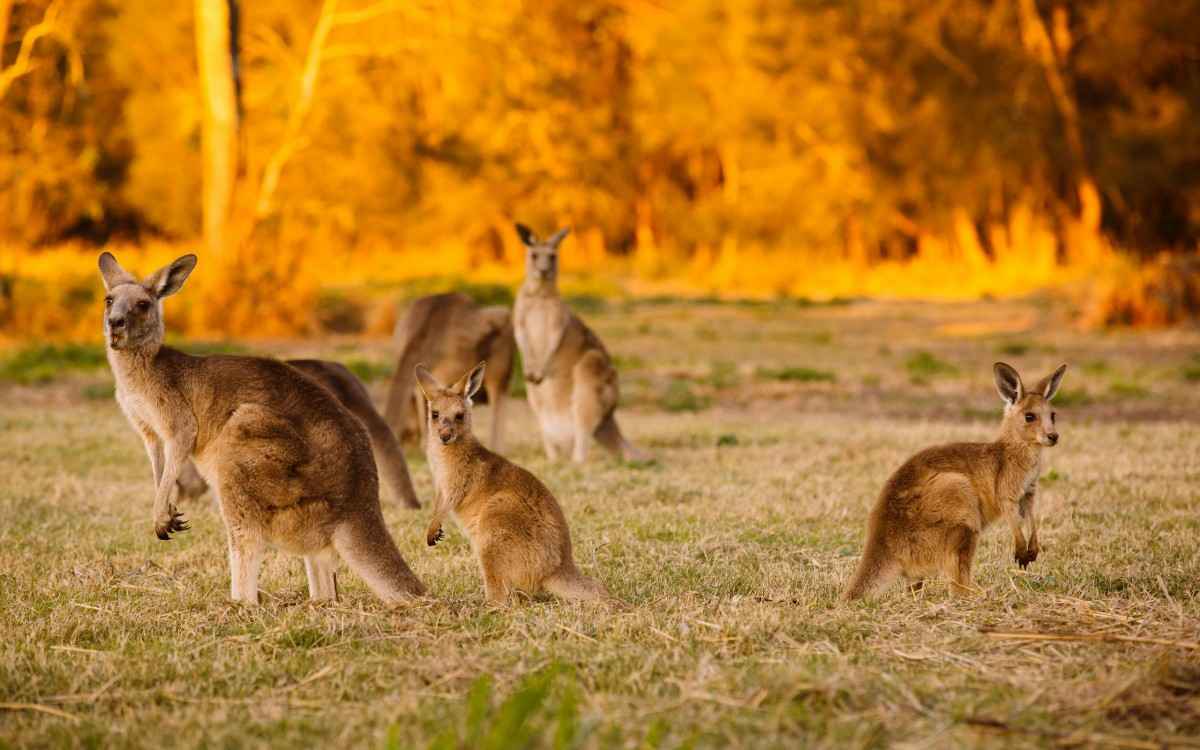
[97,253,197,352]
[994,362,1067,447]
[515,223,569,285]
[415,361,486,446]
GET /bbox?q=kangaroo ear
[993,362,1024,405]
[414,364,441,401]
[455,361,486,400]
[546,227,570,249]
[98,252,136,291]
[1036,363,1068,401]
[515,223,537,246]
[145,254,197,298]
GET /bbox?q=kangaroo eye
[430,411,439,420]
[136,300,152,312]
[1024,412,1036,423]
[455,413,464,422]
[1051,412,1056,422]
[104,296,113,307]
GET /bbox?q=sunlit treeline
[1,0,1197,338]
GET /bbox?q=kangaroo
[842,362,1067,600]
[418,362,611,605]
[97,253,425,605]
[383,292,514,452]
[175,359,422,509]
[512,224,647,463]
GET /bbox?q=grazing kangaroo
[383,292,514,452]
[842,362,1067,600]
[418,362,611,605]
[512,224,647,463]
[176,359,422,509]
[97,253,425,605]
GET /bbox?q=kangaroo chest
[516,296,568,359]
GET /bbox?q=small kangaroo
[512,224,647,463]
[383,292,514,452]
[176,358,422,509]
[97,253,425,605]
[417,362,611,605]
[842,362,1067,600]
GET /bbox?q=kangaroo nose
[109,316,126,329]
[1047,433,1059,445]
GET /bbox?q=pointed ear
[1035,364,1068,401]
[515,223,537,246]
[453,361,486,399]
[98,252,136,291]
[993,362,1024,405]
[546,227,570,249]
[414,364,441,401]
[145,254,197,298]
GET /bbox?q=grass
[905,350,958,383]
[2,297,1200,747]
[755,366,836,383]
[0,343,107,384]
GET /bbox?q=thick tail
[595,414,651,463]
[358,407,421,509]
[332,509,425,602]
[841,534,897,601]
[543,565,614,604]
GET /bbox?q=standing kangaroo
[98,253,424,605]
[512,224,647,463]
[418,362,611,605]
[842,362,1067,600]
[383,292,514,452]
[177,358,421,509]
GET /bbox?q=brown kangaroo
[418,362,612,605]
[842,362,1067,600]
[512,224,648,463]
[383,292,514,452]
[98,252,425,605]
[177,358,421,509]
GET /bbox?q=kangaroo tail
[361,410,421,509]
[332,509,425,603]
[841,531,897,601]
[543,565,615,604]
[595,413,650,463]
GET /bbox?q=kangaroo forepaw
[155,510,189,540]
[426,526,444,547]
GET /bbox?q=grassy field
[2,297,1198,748]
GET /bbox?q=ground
[1,297,1198,748]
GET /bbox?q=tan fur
[383,292,514,452]
[176,359,422,509]
[417,362,612,605]
[512,224,648,463]
[97,253,425,605]
[842,362,1067,600]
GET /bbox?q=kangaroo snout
[1046,432,1059,446]
[108,316,126,329]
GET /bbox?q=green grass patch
[1108,380,1149,398]
[904,351,958,381]
[756,366,836,383]
[659,379,710,412]
[0,343,107,384]
[1052,387,1093,406]
[342,358,392,383]
[996,341,1030,356]
[705,361,739,389]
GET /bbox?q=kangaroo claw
[427,526,444,547]
[156,510,189,540]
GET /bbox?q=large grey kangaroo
[98,253,425,605]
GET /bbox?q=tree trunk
[194,0,238,257]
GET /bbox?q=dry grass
[1,298,1198,748]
